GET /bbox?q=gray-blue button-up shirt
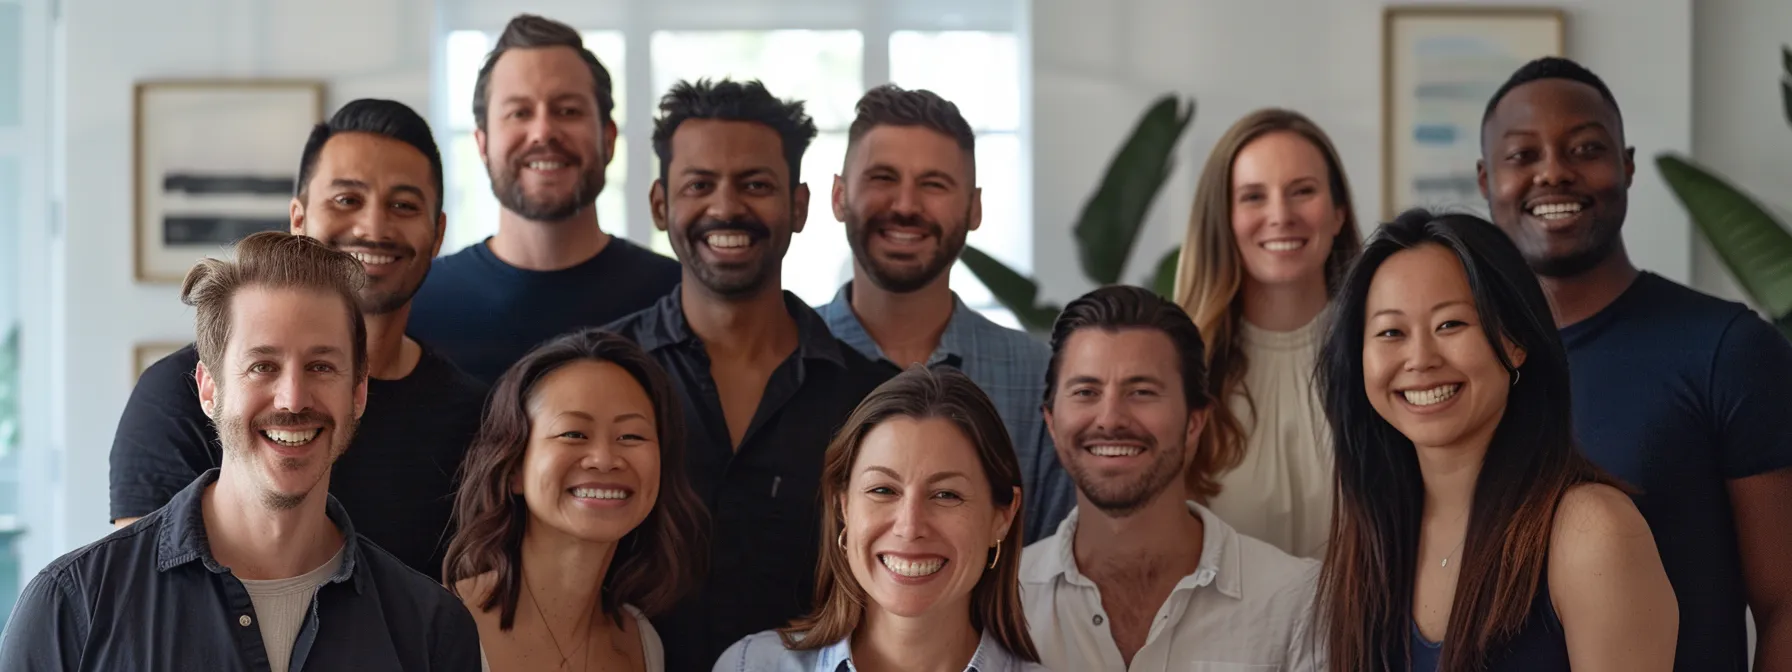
[713,626,1047,672]
[818,283,1075,543]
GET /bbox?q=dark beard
[489,149,604,222]
[846,209,969,294]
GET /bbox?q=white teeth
[1087,444,1143,457]
[570,487,629,500]
[526,161,565,170]
[884,230,923,243]
[1261,239,1306,252]
[1530,202,1583,220]
[705,233,752,249]
[1402,384,1462,406]
[350,252,397,265]
[879,555,945,577]
[262,428,321,446]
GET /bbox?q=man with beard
[108,99,487,580]
[1478,57,1792,671]
[408,14,681,383]
[1,232,480,671]
[1019,286,1321,671]
[816,84,1073,543]
[604,78,892,672]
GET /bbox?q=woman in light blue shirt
[714,366,1045,672]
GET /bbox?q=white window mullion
[623,0,654,242]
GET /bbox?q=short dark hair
[1044,285,1211,413]
[845,84,976,177]
[295,99,445,220]
[651,78,818,189]
[1481,56,1623,135]
[471,14,615,130]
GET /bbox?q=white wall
[1029,0,1697,306]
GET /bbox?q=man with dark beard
[408,14,681,383]
[815,84,1073,543]
[108,99,487,580]
[3,232,479,671]
[1478,57,1792,671]
[604,78,892,672]
[1019,286,1321,671]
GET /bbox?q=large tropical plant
[958,95,1195,333]
[1656,46,1792,340]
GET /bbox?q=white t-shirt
[239,545,346,672]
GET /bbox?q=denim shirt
[712,627,1047,672]
[0,469,482,671]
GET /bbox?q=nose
[890,491,930,541]
[1533,148,1578,187]
[705,182,749,223]
[272,368,314,414]
[1092,390,1131,432]
[1264,191,1293,228]
[579,440,624,472]
[348,199,397,243]
[523,105,564,151]
[890,181,922,218]
[1403,331,1444,373]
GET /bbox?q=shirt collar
[1023,500,1240,600]
[820,281,981,369]
[635,287,847,368]
[154,468,366,594]
[815,627,1024,672]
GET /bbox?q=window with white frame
[434,0,1027,326]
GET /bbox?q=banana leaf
[1657,154,1792,339]
[958,245,1062,333]
[1151,247,1181,300]
[1072,96,1196,285]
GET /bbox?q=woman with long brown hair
[1173,108,1362,558]
[1315,209,1675,670]
[712,366,1041,671]
[444,328,707,672]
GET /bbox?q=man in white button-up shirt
[1020,286,1324,671]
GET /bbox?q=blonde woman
[1173,108,1363,558]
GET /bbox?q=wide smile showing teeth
[1261,239,1307,252]
[882,230,925,243]
[1529,202,1583,220]
[349,252,398,265]
[569,487,630,500]
[1401,384,1462,406]
[705,232,753,249]
[1086,444,1144,457]
[261,428,322,446]
[525,161,567,170]
[879,554,946,578]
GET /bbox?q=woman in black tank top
[1312,210,1677,671]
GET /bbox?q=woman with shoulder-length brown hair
[712,365,1042,672]
[1173,107,1363,558]
[443,328,708,672]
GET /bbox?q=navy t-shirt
[1561,271,1792,672]
[406,236,682,383]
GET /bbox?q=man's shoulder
[136,344,201,390]
[1617,273,1756,333]
[1229,529,1322,599]
[411,344,490,404]
[1017,528,1070,585]
[354,534,468,612]
[31,514,167,589]
[601,296,671,346]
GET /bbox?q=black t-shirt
[107,342,488,579]
[406,236,683,383]
[1561,271,1792,672]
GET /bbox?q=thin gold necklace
[523,572,592,671]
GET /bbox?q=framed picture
[1382,6,1566,219]
[133,341,187,381]
[134,80,326,282]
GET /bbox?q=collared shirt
[712,626,1046,672]
[0,469,482,671]
[606,288,893,672]
[818,283,1073,543]
[1019,501,1324,672]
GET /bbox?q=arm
[108,347,213,524]
[1551,484,1679,672]
[1730,470,1792,671]
[429,594,483,672]
[0,570,90,670]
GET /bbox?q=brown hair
[780,366,1037,662]
[443,328,708,628]
[845,84,976,179]
[1171,108,1362,500]
[179,231,368,381]
[472,14,616,130]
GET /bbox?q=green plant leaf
[1657,154,1792,321]
[1776,313,1792,344]
[1072,95,1196,285]
[1151,247,1181,300]
[1782,45,1791,127]
[958,245,1062,333]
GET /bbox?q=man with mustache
[3,232,480,671]
[1478,57,1792,671]
[604,78,892,672]
[1020,286,1321,671]
[816,84,1074,543]
[109,99,487,580]
[408,13,681,383]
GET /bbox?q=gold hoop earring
[987,540,1002,569]
[837,529,846,550]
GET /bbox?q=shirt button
[1093,614,1105,626]
[239,615,253,627]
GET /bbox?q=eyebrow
[329,178,427,201]
[499,93,589,107]
[1064,374,1163,387]
[1370,299,1471,319]
[865,162,959,187]
[679,167,778,181]
[863,465,971,485]
[244,345,345,359]
[1502,120,1609,139]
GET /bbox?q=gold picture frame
[133,341,188,382]
[133,79,326,282]
[1381,6,1566,220]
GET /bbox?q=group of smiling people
[3,10,1789,672]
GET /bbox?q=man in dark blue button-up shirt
[0,232,479,671]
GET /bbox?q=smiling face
[836,125,980,294]
[514,359,661,545]
[1045,328,1205,518]
[1362,244,1524,452]
[476,46,617,223]
[198,286,367,511]
[1229,131,1346,293]
[841,416,1015,620]
[1477,78,1635,278]
[652,119,809,300]
[292,132,444,315]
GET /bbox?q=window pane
[0,3,19,127]
[889,31,1019,132]
[599,135,628,241]
[443,133,629,254]
[650,30,863,130]
[444,30,490,131]
[579,31,626,128]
